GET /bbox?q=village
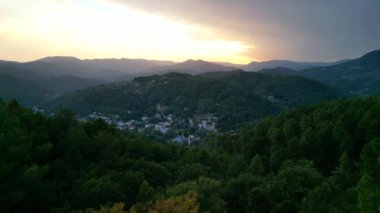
[31,104,219,145]
[78,105,218,145]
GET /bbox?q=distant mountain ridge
[244,59,349,71]
[7,57,237,79]
[0,55,352,80]
[0,50,358,83]
[271,49,380,96]
[37,56,176,80]
[149,59,238,74]
[214,61,245,69]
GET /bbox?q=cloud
[112,0,380,61]
[1,0,379,62]
[0,0,254,63]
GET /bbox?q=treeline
[1,98,380,212]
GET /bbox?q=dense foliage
[209,97,380,212]
[1,97,380,212]
[46,71,345,131]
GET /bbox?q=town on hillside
[33,104,219,145]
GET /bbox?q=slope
[271,50,380,96]
[0,63,100,106]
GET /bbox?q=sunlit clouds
[1,0,378,63]
[115,0,380,62]
[0,0,253,63]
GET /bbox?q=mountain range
[0,54,351,82]
[1,49,379,109]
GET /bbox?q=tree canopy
[1,97,380,212]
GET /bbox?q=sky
[0,0,379,64]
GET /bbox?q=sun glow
[0,0,252,63]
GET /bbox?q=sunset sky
[0,0,379,63]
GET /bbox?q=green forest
[1,97,380,212]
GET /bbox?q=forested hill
[46,71,346,131]
[298,50,380,96]
[263,49,380,96]
[0,63,100,106]
[1,97,380,212]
